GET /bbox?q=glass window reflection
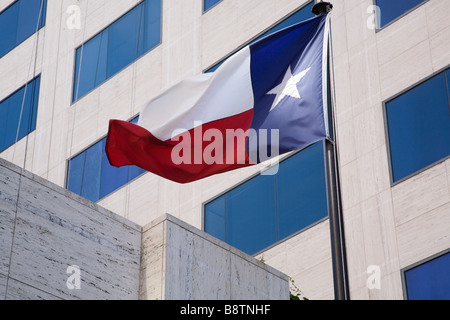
[376,0,426,28]
[204,0,222,12]
[74,31,108,100]
[386,70,450,183]
[276,142,328,241]
[405,252,450,300]
[227,175,276,255]
[204,141,328,256]
[0,0,46,58]
[0,76,41,153]
[73,0,161,102]
[204,195,226,242]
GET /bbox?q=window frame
[382,64,450,186]
[202,140,330,256]
[65,114,146,202]
[401,248,450,300]
[71,0,162,104]
[0,0,47,59]
[373,0,430,32]
[202,0,223,14]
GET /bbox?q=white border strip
[322,13,332,139]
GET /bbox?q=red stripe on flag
[105,110,255,183]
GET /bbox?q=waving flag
[106,14,330,183]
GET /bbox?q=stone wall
[0,158,288,300]
[0,158,142,299]
[140,214,289,300]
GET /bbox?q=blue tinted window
[144,0,162,51]
[80,140,103,203]
[204,0,222,12]
[0,0,47,58]
[67,151,85,196]
[275,142,327,240]
[0,88,21,151]
[376,0,426,28]
[0,76,40,153]
[447,70,450,100]
[74,31,108,100]
[405,252,450,300]
[227,175,276,255]
[204,141,328,255]
[386,70,450,183]
[17,0,46,41]
[18,76,40,137]
[0,2,19,57]
[204,195,226,242]
[107,6,144,77]
[67,117,146,202]
[73,0,161,102]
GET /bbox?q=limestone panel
[0,161,20,276]
[396,202,450,268]
[0,274,6,300]
[140,219,165,300]
[5,279,62,300]
[141,214,289,301]
[2,160,142,300]
[392,162,450,226]
[164,219,232,300]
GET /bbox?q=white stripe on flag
[138,46,254,141]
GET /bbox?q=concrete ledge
[141,214,289,300]
[0,158,142,232]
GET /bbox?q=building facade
[0,0,449,300]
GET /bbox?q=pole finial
[312,1,333,15]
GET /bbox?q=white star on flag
[267,66,311,112]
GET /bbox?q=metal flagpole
[312,0,350,300]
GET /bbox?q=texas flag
[106,13,330,183]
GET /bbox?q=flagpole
[312,0,350,300]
